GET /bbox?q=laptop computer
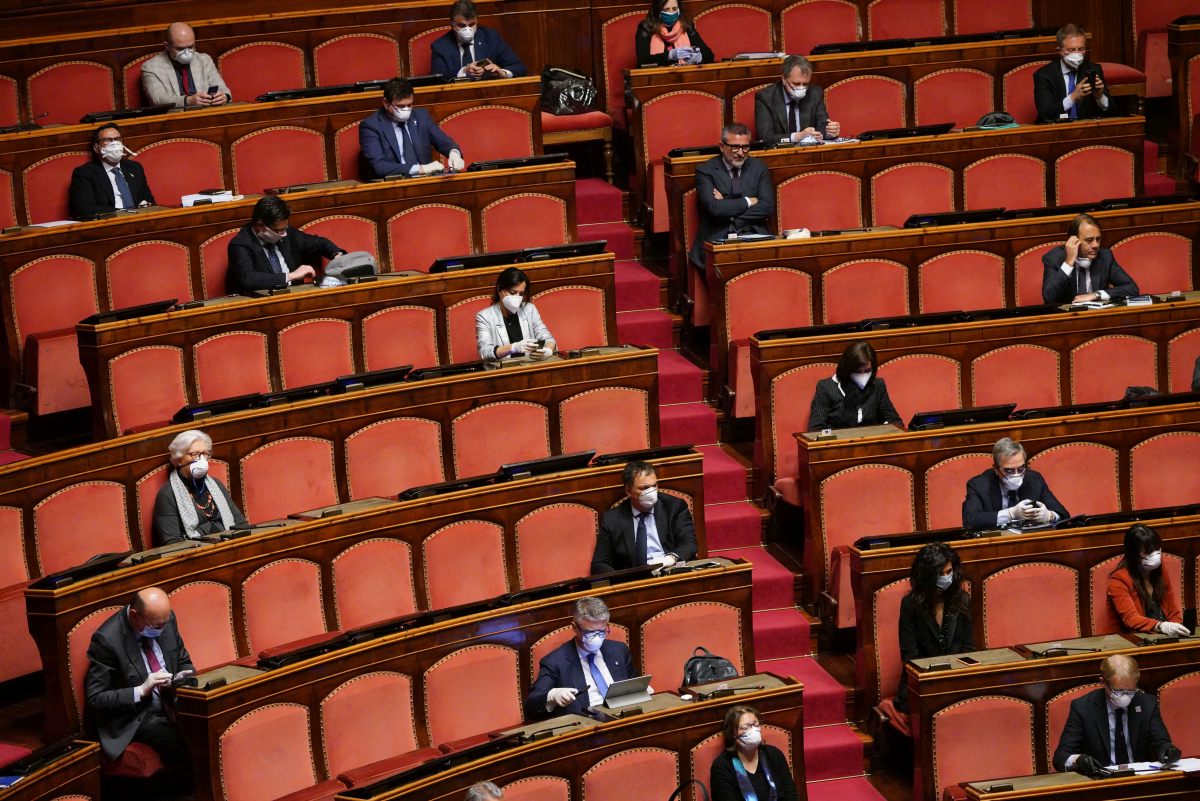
[603,674,653,709]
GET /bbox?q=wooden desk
[960,767,1200,800]
[0,741,101,801]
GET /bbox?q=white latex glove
[660,554,678,568]
[1032,502,1053,524]
[547,687,578,707]
[1159,622,1191,637]
[1008,499,1033,522]
[139,670,172,697]
[448,151,465,171]
[510,338,538,356]
[420,161,445,175]
[529,344,554,361]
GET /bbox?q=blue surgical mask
[141,625,164,639]
[660,10,680,26]
[936,573,954,592]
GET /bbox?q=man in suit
[591,460,698,574]
[754,55,840,145]
[140,22,231,108]
[1053,654,1179,773]
[1042,213,1139,304]
[1034,23,1109,122]
[688,122,775,268]
[68,123,156,220]
[85,587,195,784]
[359,77,464,179]
[962,437,1069,530]
[227,195,345,292]
[523,597,636,720]
[430,0,526,80]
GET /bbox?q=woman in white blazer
[475,267,556,361]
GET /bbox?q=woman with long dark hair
[635,0,713,67]
[1107,524,1189,636]
[474,267,556,361]
[807,341,903,431]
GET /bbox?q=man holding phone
[962,437,1069,530]
[141,22,232,108]
[430,0,526,79]
[1041,213,1139,305]
[1033,23,1109,122]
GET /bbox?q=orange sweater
[1107,567,1182,632]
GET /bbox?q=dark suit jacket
[523,638,634,720]
[1041,245,1139,304]
[227,223,343,292]
[807,376,902,431]
[1052,688,1173,771]
[710,744,801,801]
[152,475,247,547]
[1033,60,1109,122]
[358,107,461,179]
[84,607,194,761]
[68,159,156,220]
[895,591,973,710]
[430,26,526,79]
[689,154,775,267]
[754,81,830,144]
[591,494,698,574]
[962,467,1069,530]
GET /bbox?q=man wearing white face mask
[591,460,698,574]
[140,22,231,108]
[962,437,1069,530]
[754,55,840,145]
[152,429,247,546]
[1042,213,1139,305]
[1034,23,1109,122]
[68,123,157,220]
[359,77,464,179]
[430,0,526,80]
[228,196,347,291]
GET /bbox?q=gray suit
[475,301,554,361]
[140,51,231,107]
[754,81,830,144]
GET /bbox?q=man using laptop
[523,597,635,720]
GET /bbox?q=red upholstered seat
[726,267,813,417]
[963,154,1047,211]
[67,605,122,719]
[514,503,598,588]
[1158,671,1200,757]
[34,482,130,575]
[820,465,914,592]
[102,740,165,780]
[218,42,306,102]
[320,671,417,778]
[600,12,643,126]
[387,204,473,272]
[530,624,629,677]
[299,216,379,262]
[121,53,154,108]
[534,284,609,351]
[193,330,272,402]
[451,401,550,478]
[781,0,860,55]
[277,318,355,389]
[0,507,40,682]
[501,776,571,801]
[1130,432,1200,509]
[982,562,1080,648]
[1014,241,1060,307]
[481,193,567,252]
[768,362,837,504]
[444,294,491,364]
[642,90,724,232]
[0,742,31,770]
[332,540,417,628]
[584,748,680,799]
[242,559,327,653]
[913,68,994,129]
[1029,442,1118,519]
[1069,335,1157,404]
[867,0,944,39]
[337,747,441,788]
[918,250,1004,313]
[924,453,991,530]
[1130,1,1194,96]
[169,581,238,670]
[1045,684,1102,769]
[105,240,193,309]
[539,109,614,134]
[871,578,911,704]
[407,27,449,78]
[108,345,188,434]
[239,437,338,523]
[423,645,522,744]
[952,0,1032,34]
[777,171,862,232]
[134,138,222,207]
[825,75,905,138]
[345,417,444,500]
[440,106,534,165]
[0,167,14,230]
[314,33,399,86]
[559,387,650,455]
[1055,146,1135,206]
[199,228,239,298]
[423,520,509,608]
[334,122,361,181]
[0,74,17,128]
[642,602,743,690]
[361,306,438,374]
[219,703,323,801]
[690,726,792,788]
[870,161,954,228]
[1002,61,1051,124]
[23,152,89,224]
[1167,328,1200,393]
[136,461,229,550]
[1110,231,1193,294]
[28,61,114,126]
[931,696,1034,797]
[971,344,1061,409]
[231,126,326,196]
[822,259,907,323]
[693,4,773,60]
[731,83,772,137]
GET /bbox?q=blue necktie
[398,121,417,167]
[111,166,134,208]
[587,653,609,699]
[635,512,648,566]
[266,246,285,277]
[1067,71,1077,119]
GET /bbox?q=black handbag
[540,66,598,115]
[682,646,739,687]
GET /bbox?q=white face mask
[501,294,523,314]
[1108,689,1134,709]
[188,456,209,480]
[936,573,954,592]
[173,47,195,65]
[456,24,477,44]
[579,630,605,653]
[1002,473,1024,492]
[100,141,124,164]
[257,226,286,245]
[788,84,808,101]
[1075,256,1092,269]
[1141,550,1162,571]
[850,371,871,390]
[390,106,412,123]
[1063,52,1085,70]
[637,487,658,511]
[737,726,762,749]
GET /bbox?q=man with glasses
[68,123,157,220]
[153,429,247,546]
[962,437,1069,530]
[228,195,346,291]
[1034,23,1109,122]
[140,22,231,108]
[359,77,464,179]
[523,597,634,720]
[85,587,196,792]
[1053,654,1180,773]
[688,122,776,269]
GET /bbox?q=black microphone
[694,684,766,701]
[519,720,585,742]
[1028,646,1100,658]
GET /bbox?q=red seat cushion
[0,742,32,770]
[541,110,613,133]
[1097,62,1146,85]
[272,779,349,801]
[337,747,442,787]
[103,741,165,777]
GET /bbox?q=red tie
[180,65,193,95]
[141,638,175,719]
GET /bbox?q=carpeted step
[805,776,888,801]
[579,221,636,261]
[658,350,704,404]
[803,724,867,782]
[695,444,747,503]
[751,607,811,660]
[702,502,762,550]
[575,177,624,225]
[615,260,661,312]
[616,310,673,349]
[709,545,793,609]
[659,403,717,447]
[757,656,849,727]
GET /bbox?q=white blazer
[475,301,554,360]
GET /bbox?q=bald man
[140,22,231,108]
[85,587,195,783]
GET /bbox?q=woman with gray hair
[152,429,246,546]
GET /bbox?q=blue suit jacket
[523,638,634,720]
[429,26,526,79]
[358,107,461,179]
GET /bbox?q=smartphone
[207,85,219,95]
[474,58,494,68]
[535,339,545,348]
[171,669,197,688]
[958,656,980,666]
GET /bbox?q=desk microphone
[520,720,584,742]
[694,684,766,701]
[1028,646,1100,658]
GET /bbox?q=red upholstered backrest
[642,90,724,232]
[1029,442,1119,518]
[361,306,438,373]
[777,171,862,232]
[870,161,954,228]
[1132,1,1197,65]
[971,344,1062,409]
[769,362,836,479]
[825,75,905,138]
[345,417,445,500]
[481,193,567,252]
[601,12,643,123]
[1130,431,1200,509]
[122,53,154,107]
[867,0,944,40]
[501,776,571,801]
[135,138,222,207]
[0,167,15,230]
[198,228,239,299]
[300,215,379,261]
[1110,231,1193,294]
[913,68,994,129]
[445,294,491,364]
[963,154,1047,211]
[1001,61,1051,124]
[641,602,743,689]
[1167,328,1200,393]
[1158,671,1200,758]
[231,126,326,196]
[727,267,813,341]
[28,61,114,126]
[732,84,770,135]
[559,387,650,455]
[820,465,914,590]
[136,461,229,550]
[0,74,17,128]
[34,482,130,575]
[193,331,272,402]
[239,437,338,523]
[529,625,629,678]
[408,27,449,79]
[11,255,98,357]
[952,0,1032,34]
[387,204,472,272]
[1055,146,1135,206]
[423,645,521,743]
[781,0,860,55]
[169,581,238,670]
[822,258,907,323]
[0,506,27,586]
[918,250,1004,313]
[23,152,89,224]
[689,727,793,790]
[983,562,1080,648]
[1069,335,1157,404]
[535,285,609,351]
[1014,241,1060,307]
[451,401,550,479]
[334,122,361,181]
[584,748,680,800]
[872,578,909,700]
[67,606,122,719]
[320,671,417,777]
[423,520,509,608]
[1045,683,1102,769]
[106,240,194,308]
[924,453,991,531]
[241,558,327,654]
[218,42,306,102]
[332,539,418,629]
[440,106,534,164]
[313,33,400,87]
[693,4,773,60]
[219,703,318,801]
[932,696,1034,796]
[277,317,355,389]
[109,345,188,434]
[514,503,598,588]
[1088,554,1124,635]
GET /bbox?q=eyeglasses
[1107,685,1137,699]
[1000,465,1027,477]
[721,142,750,153]
[184,449,212,459]
[575,625,609,639]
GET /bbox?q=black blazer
[1041,245,1139,304]
[807,375,902,431]
[634,24,715,67]
[591,494,698,574]
[689,154,775,267]
[84,607,194,761]
[961,467,1069,530]
[1033,60,1109,122]
[895,591,973,711]
[754,81,830,144]
[710,744,801,801]
[227,223,343,292]
[68,159,156,220]
[1052,688,1173,771]
[152,475,247,546]
[523,638,634,720]
[429,26,526,78]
